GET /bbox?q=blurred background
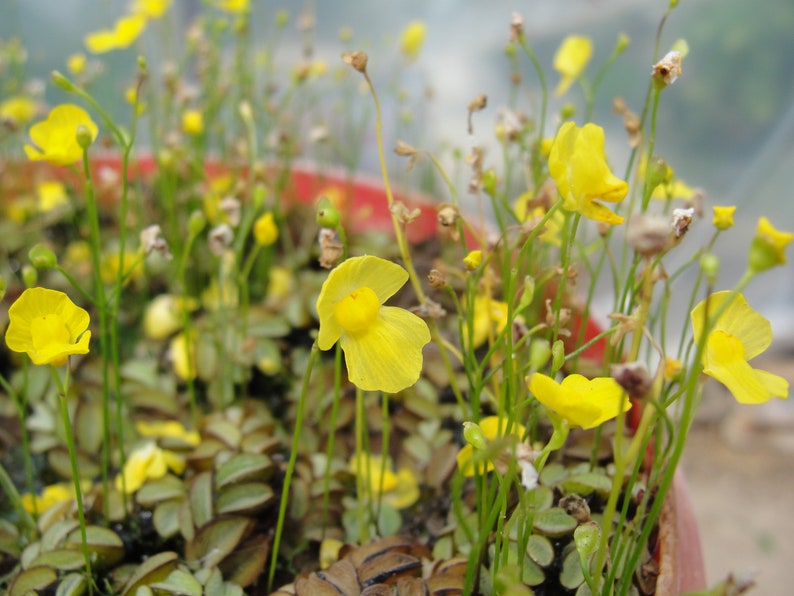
[3,0,794,592]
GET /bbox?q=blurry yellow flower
[0,95,36,125]
[712,206,736,231]
[66,53,87,75]
[36,181,69,212]
[266,266,294,303]
[21,481,91,514]
[136,420,200,446]
[253,212,278,246]
[5,287,91,366]
[553,35,593,96]
[320,538,344,570]
[748,217,793,273]
[456,416,527,476]
[101,249,144,285]
[216,0,249,14]
[116,442,186,494]
[143,294,184,340]
[125,86,146,115]
[316,255,431,393]
[348,453,419,509]
[24,104,98,166]
[691,291,788,404]
[528,373,631,429]
[85,13,147,54]
[549,122,628,225]
[400,21,426,60]
[169,332,196,381]
[463,250,482,271]
[132,0,172,19]
[469,295,509,349]
[181,109,204,136]
[663,357,684,380]
[513,197,563,246]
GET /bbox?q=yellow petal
[691,291,771,361]
[529,373,629,429]
[704,331,788,404]
[339,306,430,393]
[553,35,593,96]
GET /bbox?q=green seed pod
[28,244,58,270]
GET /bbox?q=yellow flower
[400,21,426,60]
[169,332,197,381]
[85,13,147,54]
[36,181,69,212]
[66,53,87,75]
[101,249,144,285]
[24,104,98,166]
[711,206,736,231]
[0,96,36,125]
[116,442,186,494]
[663,357,684,380]
[528,373,631,429]
[181,109,204,136]
[131,0,172,19]
[136,420,200,446]
[469,295,509,349]
[143,294,187,340]
[553,35,593,96]
[266,266,294,303]
[512,197,563,246]
[21,481,92,514]
[691,291,788,404]
[348,453,419,510]
[316,255,431,393]
[216,0,249,14]
[456,416,527,476]
[463,250,482,271]
[548,122,628,225]
[5,287,91,366]
[253,212,279,246]
[748,217,793,273]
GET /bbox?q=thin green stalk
[320,344,344,539]
[515,32,549,188]
[268,344,319,592]
[52,366,94,595]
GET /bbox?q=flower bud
[29,244,58,270]
[615,33,630,55]
[711,206,736,231]
[551,339,565,373]
[51,70,78,93]
[253,212,278,246]
[463,250,482,271]
[187,210,207,238]
[482,169,497,197]
[22,264,38,288]
[316,196,341,229]
[748,217,793,274]
[529,339,551,371]
[463,421,487,451]
[559,103,576,120]
[75,124,94,150]
[645,156,668,192]
[700,253,720,285]
[275,9,290,28]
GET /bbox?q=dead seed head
[671,207,695,238]
[437,204,460,227]
[652,50,682,86]
[611,361,653,399]
[627,214,673,257]
[341,50,368,73]
[427,268,447,289]
[389,201,422,225]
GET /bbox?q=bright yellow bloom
[132,0,172,19]
[400,21,426,60]
[0,96,36,125]
[169,332,197,381]
[253,212,278,246]
[748,217,793,273]
[469,295,509,349]
[116,442,186,494]
[553,35,593,96]
[528,373,631,429]
[21,481,92,513]
[24,104,98,166]
[711,206,736,231]
[691,291,788,404]
[316,255,430,393]
[85,14,147,54]
[181,109,204,136]
[549,122,628,225]
[136,420,200,446]
[463,250,482,271]
[5,287,91,366]
[36,181,69,212]
[66,53,87,75]
[216,0,249,14]
[456,416,527,476]
[348,453,419,510]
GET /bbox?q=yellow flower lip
[5,287,91,366]
[553,35,593,96]
[85,13,147,54]
[528,373,631,429]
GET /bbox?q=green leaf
[533,508,578,538]
[216,482,275,515]
[9,566,58,596]
[121,551,179,595]
[185,516,254,569]
[136,474,187,508]
[150,569,203,596]
[216,453,274,488]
